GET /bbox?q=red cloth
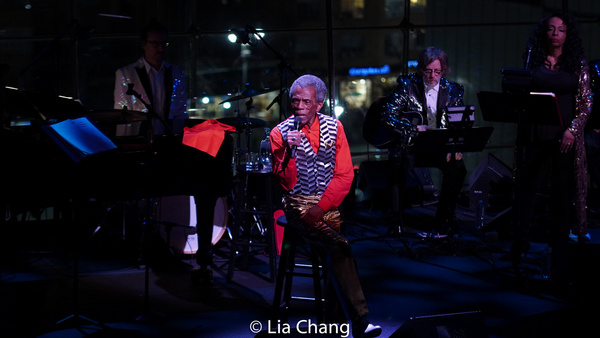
[182,119,236,157]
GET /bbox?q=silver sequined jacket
[382,73,465,129]
[113,57,187,132]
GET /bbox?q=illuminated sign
[349,64,390,77]
[348,61,417,77]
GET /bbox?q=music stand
[42,117,116,329]
[447,105,476,129]
[353,126,493,251]
[477,91,562,127]
[411,127,494,161]
[477,90,562,210]
[409,127,494,250]
[477,90,562,180]
[477,90,563,269]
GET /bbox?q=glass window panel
[3,0,599,165]
[385,0,405,19]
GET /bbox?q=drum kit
[217,88,275,174]
[85,88,276,256]
[153,195,229,254]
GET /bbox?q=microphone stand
[126,85,173,144]
[245,26,298,122]
[125,85,171,319]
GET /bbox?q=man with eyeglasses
[369,46,466,238]
[112,20,233,287]
[114,19,187,137]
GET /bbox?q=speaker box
[356,160,437,209]
[390,310,487,338]
[469,153,512,212]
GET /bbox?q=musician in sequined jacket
[385,72,464,131]
[511,14,592,285]
[113,20,187,136]
[375,46,467,237]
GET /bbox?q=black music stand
[476,90,562,188]
[477,91,562,127]
[42,117,116,330]
[412,127,493,237]
[410,127,494,161]
[477,90,563,269]
[477,90,562,199]
[353,126,493,253]
[404,127,495,256]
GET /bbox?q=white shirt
[425,83,439,129]
[143,58,165,117]
[142,59,168,134]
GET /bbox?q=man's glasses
[145,40,169,48]
[423,69,442,76]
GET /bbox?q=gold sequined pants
[283,194,369,323]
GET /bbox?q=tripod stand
[54,196,103,329]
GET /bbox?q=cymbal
[219,88,276,104]
[217,116,266,129]
[88,109,146,122]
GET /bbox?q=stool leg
[281,235,296,322]
[272,228,328,325]
[272,230,293,322]
[310,246,324,324]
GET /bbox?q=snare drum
[154,195,228,254]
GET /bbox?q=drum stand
[227,170,277,283]
[226,99,277,283]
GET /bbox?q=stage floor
[1,194,599,338]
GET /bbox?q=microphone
[126,83,138,97]
[525,44,533,69]
[290,116,302,158]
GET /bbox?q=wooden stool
[272,215,325,324]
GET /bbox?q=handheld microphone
[290,116,302,158]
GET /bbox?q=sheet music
[529,92,556,97]
[45,117,117,161]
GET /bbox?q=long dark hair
[524,13,585,73]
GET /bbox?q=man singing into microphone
[113,19,187,136]
[271,74,381,338]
